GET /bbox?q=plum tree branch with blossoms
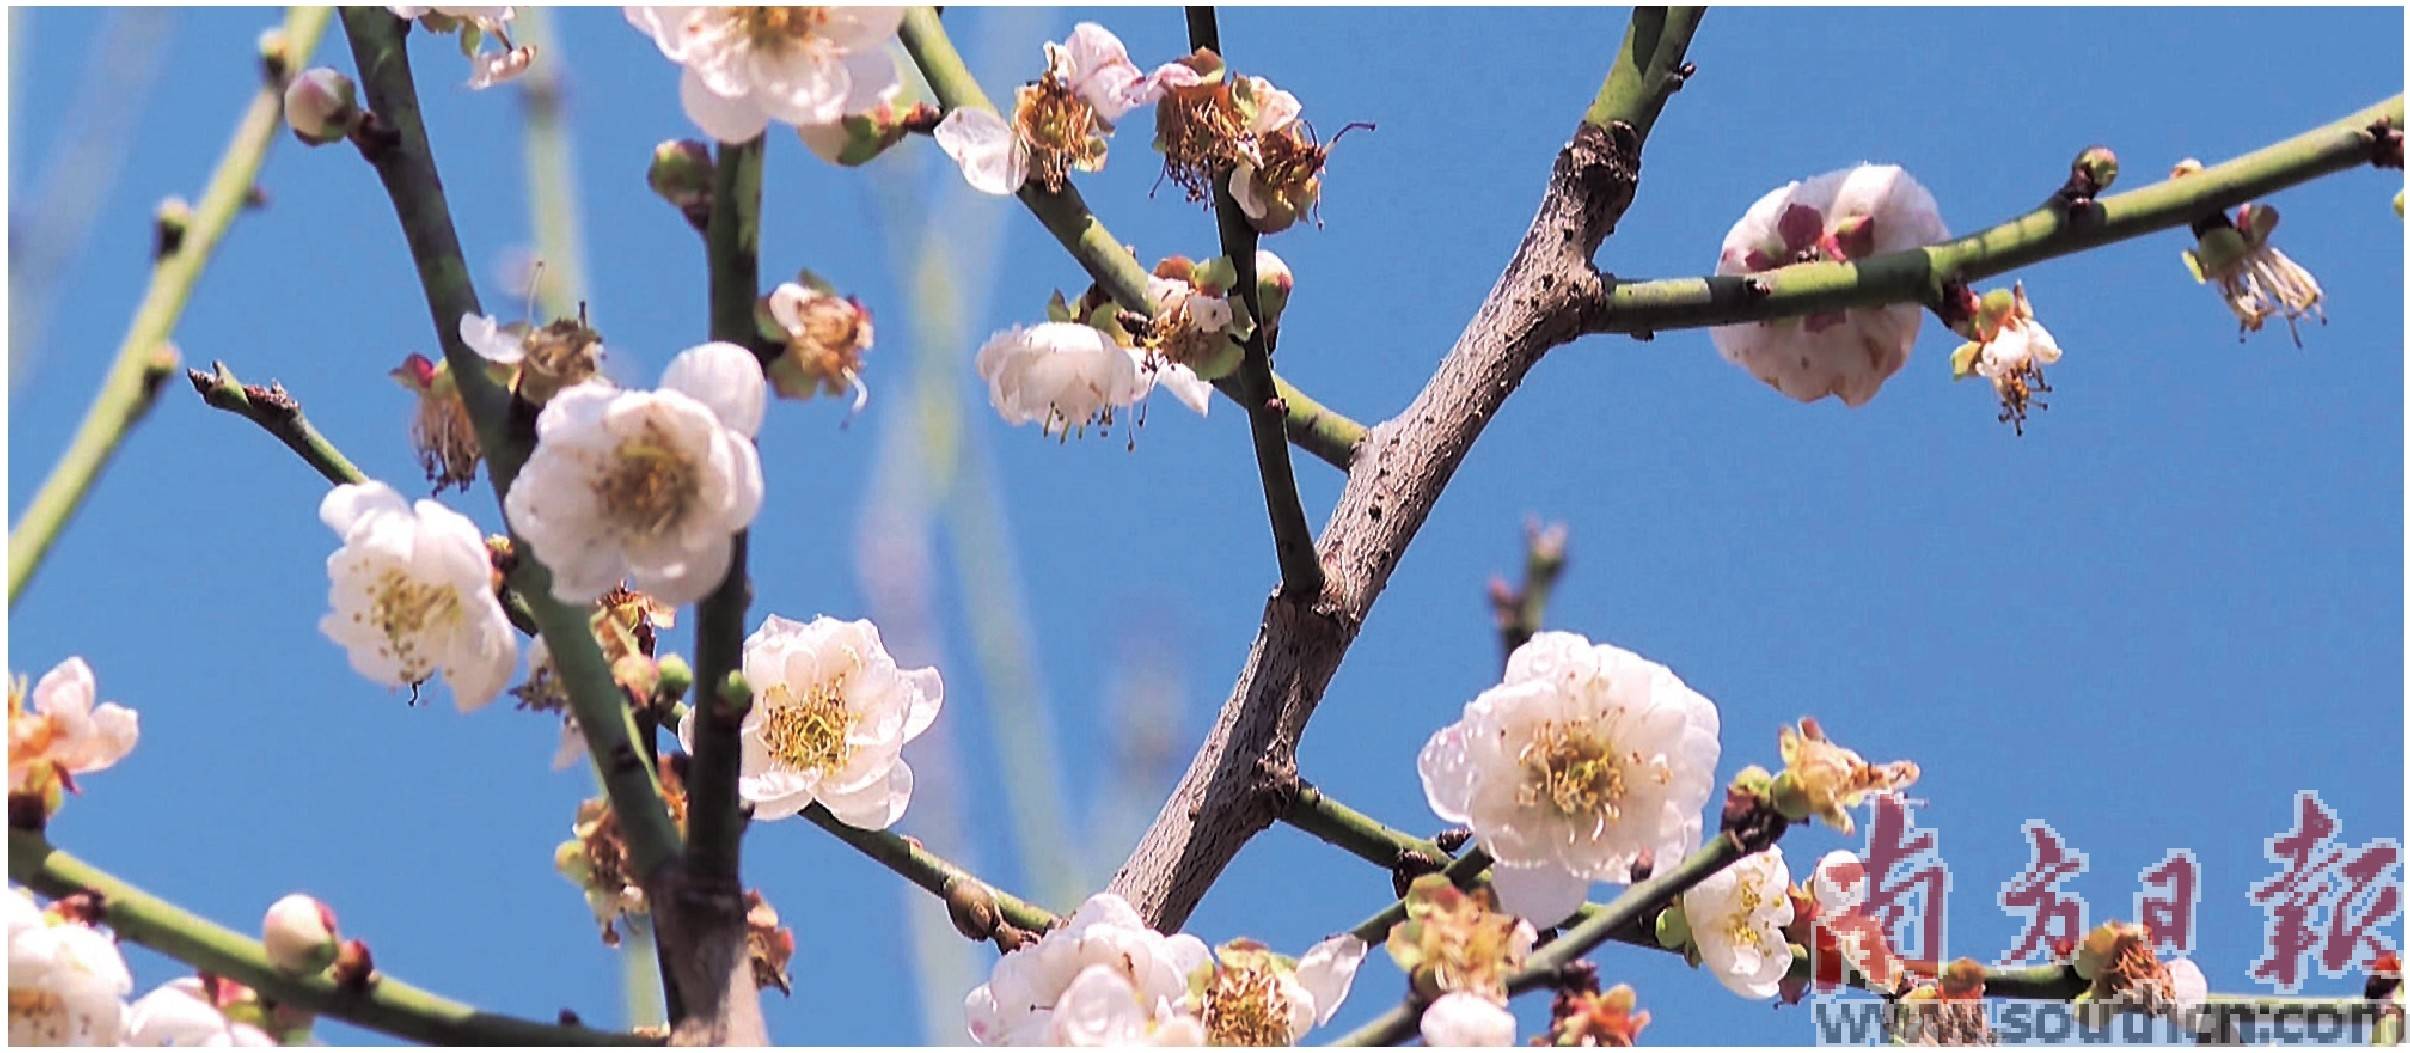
[7,5,2400,1048]
[896,6,1370,471]
[1578,94,2403,338]
[8,833,650,1046]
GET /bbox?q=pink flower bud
[283,68,358,146]
[261,893,339,974]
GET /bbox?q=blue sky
[7,7,2402,1047]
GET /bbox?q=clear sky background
[7,7,2404,1047]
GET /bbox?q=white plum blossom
[932,22,1194,196]
[1189,934,1367,1045]
[6,888,132,1046]
[678,614,941,828]
[1419,991,1517,1047]
[975,322,1152,435]
[1419,631,1722,926]
[318,482,518,711]
[626,6,904,143]
[966,892,1210,1046]
[7,657,138,798]
[123,979,274,1047]
[2166,958,2208,1017]
[1710,164,1948,407]
[1680,845,1796,1000]
[504,342,766,606]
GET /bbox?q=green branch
[8,833,656,1046]
[1583,7,1704,136]
[894,6,1366,470]
[1187,6,1325,599]
[1586,95,2403,335]
[185,361,366,485]
[340,7,680,880]
[7,6,329,606]
[799,805,1061,938]
[1279,780,1446,873]
[684,136,765,885]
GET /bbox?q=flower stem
[684,135,766,887]
[799,804,1061,937]
[1586,95,2404,335]
[894,6,1366,470]
[7,832,658,1046]
[184,361,367,485]
[6,5,328,606]
[1188,6,1326,599]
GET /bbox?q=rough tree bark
[1107,112,1662,927]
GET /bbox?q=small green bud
[152,197,194,260]
[647,139,716,217]
[2072,146,2119,193]
[1653,901,1692,951]
[256,27,290,84]
[718,671,752,718]
[653,655,694,704]
[1767,770,1814,823]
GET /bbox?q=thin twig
[8,6,328,605]
[9,832,658,1046]
[1187,6,1325,599]
[1488,520,1568,669]
[185,361,367,485]
[799,805,1061,938]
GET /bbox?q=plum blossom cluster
[935,24,1194,196]
[1419,630,1721,926]
[1709,164,1949,407]
[973,249,1293,436]
[1384,875,1536,1046]
[626,7,905,145]
[679,614,943,829]
[388,7,532,90]
[8,658,137,820]
[7,887,132,1045]
[963,891,1363,1046]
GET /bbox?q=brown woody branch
[1104,9,1699,930]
